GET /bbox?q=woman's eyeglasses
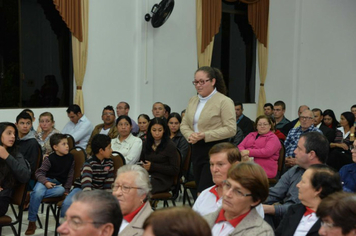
[192,79,210,86]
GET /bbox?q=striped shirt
[73,155,114,192]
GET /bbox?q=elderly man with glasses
[57,190,122,236]
[284,109,322,168]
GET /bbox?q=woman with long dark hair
[140,118,179,194]
[180,67,236,193]
[322,109,340,131]
[0,122,31,216]
[167,112,189,164]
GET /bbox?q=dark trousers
[191,139,226,193]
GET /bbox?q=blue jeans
[60,188,82,217]
[28,178,65,222]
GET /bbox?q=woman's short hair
[209,142,241,163]
[116,115,132,127]
[167,112,182,123]
[195,66,227,95]
[143,207,212,236]
[227,162,269,204]
[116,165,152,197]
[254,115,274,131]
[308,164,342,199]
[317,192,356,235]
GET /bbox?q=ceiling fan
[145,0,175,28]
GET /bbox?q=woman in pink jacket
[238,115,281,178]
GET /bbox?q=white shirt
[111,133,142,164]
[119,219,129,233]
[62,114,93,149]
[212,220,235,236]
[337,126,350,139]
[193,185,264,218]
[294,212,319,236]
[193,88,217,132]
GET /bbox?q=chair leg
[37,214,43,228]
[44,204,51,236]
[187,189,192,207]
[172,200,176,206]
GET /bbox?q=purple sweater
[238,131,281,178]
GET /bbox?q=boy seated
[60,134,114,218]
[25,133,74,235]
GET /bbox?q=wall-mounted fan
[145,0,175,28]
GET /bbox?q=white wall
[266,0,356,119]
[1,0,355,129]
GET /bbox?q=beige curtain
[53,0,88,112]
[196,0,221,67]
[72,0,88,113]
[257,41,268,116]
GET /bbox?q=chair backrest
[111,151,125,177]
[70,147,86,181]
[277,140,286,178]
[171,150,182,198]
[66,134,75,151]
[31,145,43,180]
[181,144,192,180]
[11,183,27,206]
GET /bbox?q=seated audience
[311,108,335,143]
[22,109,36,132]
[143,207,212,236]
[204,162,273,236]
[140,118,179,194]
[152,102,166,118]
[280,105,309,136]
[167,112,189,164]
[322,109,340,131]
[86,105,118,156]
[111,115,142,164]
[275,164,343,236]
[284,109,322,168]
[116,101,139,134]
[264,103,274,116]
[62,104,93,149]
[317,192,356,236]
[263,132,328,230]
[339,139,356,192]
[35,112,60,157]
[57,190,122,236]
[193,142,264,217]
[271,116,286,141]
[135,114,150,141]
[61,134,114,217]
[163,104,171,119]
[327,111,355,171]
[16,111,41,177]
[273,100,290,130]
[238,115,281,178]
[0,122,31,216]
[25,134,74,235]
[234,102,254,137]
[112,165,153,235]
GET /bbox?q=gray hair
[72,190,122,235]
[116,165,152,196]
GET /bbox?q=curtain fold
[53,0,83,42]
[197,0,222,67]
[257,41,268,116]
[53,0,88,112]
[72,0,88,113]
[240,0,269,48]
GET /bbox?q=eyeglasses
[350,145,356,151]
[192,79,210,86]
[300,116,314,121]
[112,184,141,193]
[222,180,252,197]
[63,217,105,230]
[257,123,270,127]
[320,221,335,229]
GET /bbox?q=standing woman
[167,112,189,165]
[140,118,179,194]
[181,67,236,193]
[35,112,60,157]
[0,122,31,216]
